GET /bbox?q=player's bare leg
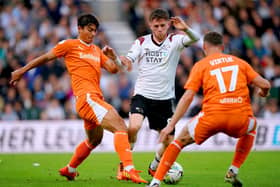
[128,113,144,149]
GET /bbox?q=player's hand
[120,56,132,72]
[10,68,25,86]
[258,89,270,97]
[102,45,117,60]
[159,125,174,143]
[170,16,188,31]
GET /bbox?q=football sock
[67,165,76,173]
[150,152,161,170]
[114,131,134,168]
[228,165,239,174]
[232,131,256,168]
[154,140,183,181]
[124,165,134,171]
[130,142,135,150]
[150,178,161,185]
[69,139,95,169]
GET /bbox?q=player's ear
[202,42,206,51]
[148,21,153,29]
[168,20,171,28]
[220,44,225,51]
[77,26,82,33]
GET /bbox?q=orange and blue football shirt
[185,53,259,115]
[52,39,109,97]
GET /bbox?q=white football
[163,162,184,184]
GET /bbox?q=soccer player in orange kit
[146,31,271,187]
[10,14,147,184]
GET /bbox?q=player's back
[190,53,259,115]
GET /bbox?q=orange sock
[114,131,133,168]
[232,131,255,168]
[69,139,95,168]
[154,140,183,181]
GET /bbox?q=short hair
[203,31,223,46]
[78,14,99,29]
[149,8,169,21]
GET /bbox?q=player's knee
[162,135,174,147]
[177,135,194,146]
[128,125,140,136]
[88,136,102,147]
[114,117,128,132]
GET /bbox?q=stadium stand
[0,0,279,120]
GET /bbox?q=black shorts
[130,94,175,134]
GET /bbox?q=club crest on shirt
[161,44,171,51]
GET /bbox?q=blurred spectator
[21,99,41,120]
[264,99,280,120]
[1,102,19,121]
[44,98,65,120]
[64,98,77,119]
[118,98,130,118]
[121,0,279,118]
[0,0,279,121]
[118,73,133,100]
[106,78,122,110]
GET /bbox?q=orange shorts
[76,93,113,130]
[187,112,257,145]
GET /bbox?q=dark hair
[149,8,169,21]
[78,14,99,29]
[203,31,223,46]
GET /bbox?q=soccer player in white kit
[116,8,199,179]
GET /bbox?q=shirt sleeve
[184,63,202,92]
[126,39,141,63]
[96,46,109,66]
[174,29,199,49]
[52,40,70,57]
[174,34,195,50]
[244,61,260,83]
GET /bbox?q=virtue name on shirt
[210,56,233,66]
[145,50,168,64]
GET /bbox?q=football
[163,162,184,184]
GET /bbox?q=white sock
[67,165,76,173]
[150,178,161,185]
[124,165,134,171]
[229,165,239,174]
[150,153,161,170]
[130,142,135,150]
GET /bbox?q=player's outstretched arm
[251,76,271,97]
[159,89,196,142]
[170,16,199,45]
[119,56,132,71]
[10,51,57,86]
[102,46,130,73]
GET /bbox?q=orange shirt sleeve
[52,40,71,58]
[184,62,203,92]
[243,60,259,83]
[94,46,109,66]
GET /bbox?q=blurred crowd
[0,0,279,121]
[122,0,280,119]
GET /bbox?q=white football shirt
[127,33,194,100]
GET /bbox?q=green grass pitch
[0,151,279,187]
